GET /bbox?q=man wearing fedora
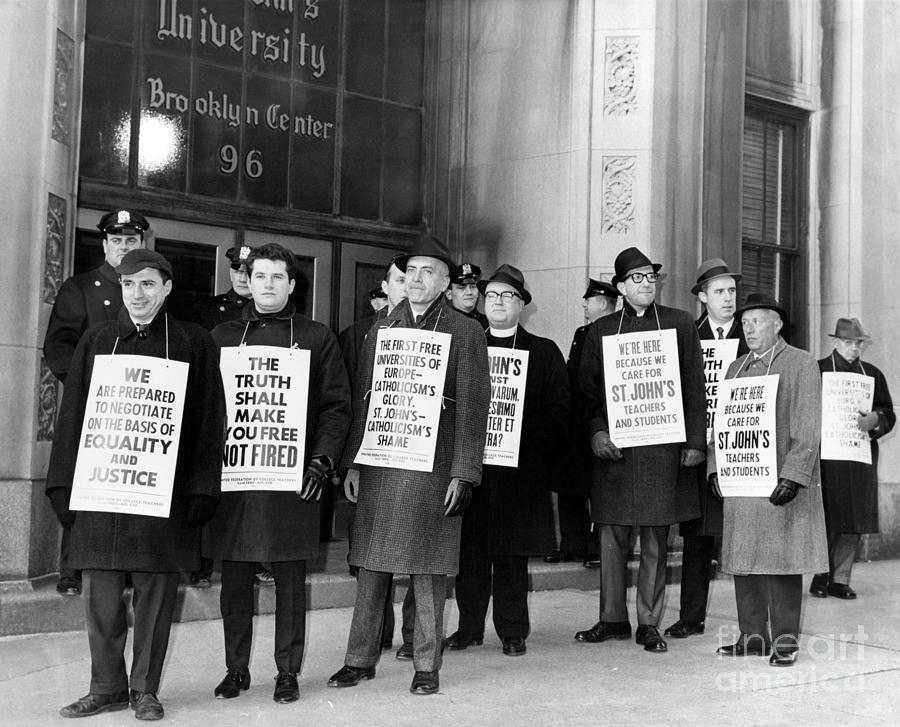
[575,247,706,654]
[328,234,490,695]
[810,317,895,600]
[546,278,620,567]
[443,265,570,657]
[710,293,827,666]
[665,259,749,639]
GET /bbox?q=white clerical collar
[489,325,518,338]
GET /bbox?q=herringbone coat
[344,297,491,574]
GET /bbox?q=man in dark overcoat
[575,247,706,654]
[444,265,569,657]
[666,259,748,639]
[327,235,490,696]
[710,294,827,666]
[546,278,619,567]
[810,317,895,600]
[205,243,352,704]
[44,209,149,596]
[45,249,225,720]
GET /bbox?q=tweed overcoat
[205,303,352,562]
[680,316,749,537]
[550,325,592,496]
[483,327,570,556]
[45,306,225,572]
[344,297,491,574]
[44,262,122,382]
[710,338,828,575]
[817,352,895,533]
[578,301,707,525]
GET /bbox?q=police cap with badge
[450,262,482,286]
[582,278,619,300]
[97,209,150,236]
[225,244,253,271]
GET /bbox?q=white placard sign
[602,329,686,447]
[220,346,310,492]
[821,372,874,465]
[70,354,188,518]
[483,347,529,467]
[702,339,740,443]
[354,328,451,471]
[714,374,780,497]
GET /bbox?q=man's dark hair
[247,242,298,281]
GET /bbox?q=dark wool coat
[205,303,352,562]
[344,297,491,575]
[338,308,386,404]
[191,288,251,331]
[818,351,895,533]
[45,306,225,572]
[550,325,592,496]
[711,339,828,574]
[578,301,706,526]
[44,262,122,382]
[483,327,570,556]
[680,316,749,537]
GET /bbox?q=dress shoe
[255,568,275,586]
[56,577,82,596]
[574,621,631,643]
[59,691,129,718]
[543,550,580,563]
[130,690,164,721]
[189,573,212,588]
[409,670,439,695]
[827,583,857,600]
[769,649,798,667]
[214,669,250,698]
[327,665,376,688]
[809,573,829,598]
[443,630,484,650]
[583,554,602,569]
[395,642,414,660]
[273,672,299,703]
[502,636,527,656]
[716,634,771,657]
[664,620,705,638]
[635,625,667,653]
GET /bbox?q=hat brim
[611,263,662,287]
[394,253,454,275]
[735,302,787,323]
[827,333,871,342]
[476,277,532,305]
[691,271,742,296]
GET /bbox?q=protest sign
[602,329,685,447]
[220,346,310,492]
[701,339,740,443]
[483,347,529,467]
[355,328,451,471]
[70,355,188,517]
[714,374,779,497]
[821,372,874,464]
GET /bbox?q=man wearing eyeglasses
[811,318,895,600]
[574,247,706,654]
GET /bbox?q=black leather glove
[769,478,800,506]
[444,478,473,517]
[186,495,218,527]
[47,487,75,527]
[708,473,724,503]
[590,431,623,461]
[299,455,331,502]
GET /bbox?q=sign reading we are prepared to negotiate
[483,347,529,467]
[821,372,874,464]
[603,329,685,448]
[355,328,451,472]
[70,355,188,518]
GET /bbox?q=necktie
[136,323,148,339]
[716,326,724,340]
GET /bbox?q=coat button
[94,280,101,287]
[103,300,110,306]
[219,306,225,312]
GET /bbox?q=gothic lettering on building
[604,36,638,116]
[601,156,636,234]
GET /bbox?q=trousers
[600,524,669,625]
[733,573,802,652]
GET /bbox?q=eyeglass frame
[625,272,660,284]
[484,290,522,302]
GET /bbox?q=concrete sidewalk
[1,560,898,727]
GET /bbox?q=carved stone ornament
[604,36,638,116]
[53,29,75,144]
[601,156,636,234]
[38,359,59,442]
[44,193,65,305]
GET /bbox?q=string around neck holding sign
[111,313,172,362]
[239,317,297,352]
[616,304,662,336]
[831,351,867,376]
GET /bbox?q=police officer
[43,209,149,596]
[192,244,253,331]
[445,262,488,327]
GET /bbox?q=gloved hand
[708,473,724,503]
[298,455,331,502]
[343,468,360,503]
[590,431,623,461]
[186,495,218,527]
[47,487,75,527]
[681,448,705,468]
[444,478,473,517]
[769,478,800,506]
[857,410,879,432]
